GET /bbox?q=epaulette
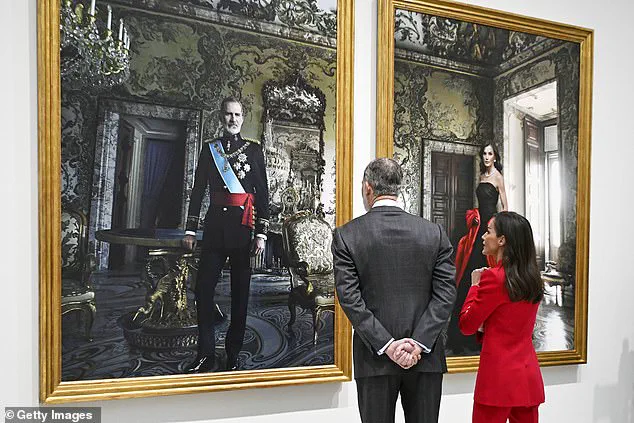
[203,137,220,144]
[243,137,260,145]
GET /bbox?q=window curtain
[140,139,176,229]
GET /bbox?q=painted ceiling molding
[394,10,561,75]
[109,0,337,46]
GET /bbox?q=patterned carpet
[61,269,334,381]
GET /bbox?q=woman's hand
[471,267,488,286]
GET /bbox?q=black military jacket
[186,133,270,249]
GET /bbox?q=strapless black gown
[447,182,499,355]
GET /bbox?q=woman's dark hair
[479,143,503,175]
[493,211,543,303]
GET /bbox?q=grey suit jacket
[332,206,456,378]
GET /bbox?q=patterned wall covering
[494,43,580,249]
[394,35,579,266]
[393,60,493,214]
[61,3,337,256]
[207,0,336,38]
[61,91,99,211]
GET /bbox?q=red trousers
[473,402,539,423]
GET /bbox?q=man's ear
[363,181,374,197]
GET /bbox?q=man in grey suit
[332,158,456,423]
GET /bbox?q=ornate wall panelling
[393,56,494,214]
[262,73,336,230]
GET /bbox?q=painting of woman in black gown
[390,5,589,367]
[447,143,508,355]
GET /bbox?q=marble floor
[61,268,334,381]
[533,282,575,352]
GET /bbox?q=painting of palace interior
[60,0,339,380]
[392,10,577,356]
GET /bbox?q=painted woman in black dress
[447,143,508,355]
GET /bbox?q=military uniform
[186,133,269,369]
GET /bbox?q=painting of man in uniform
[59,0,339,380]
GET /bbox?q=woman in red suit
[459,211,545,423]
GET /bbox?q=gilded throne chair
[61,209,96,339]
[282,211,335,344]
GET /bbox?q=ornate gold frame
[377,0,592,372]
[38,0,354,402]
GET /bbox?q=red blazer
[459,264,545,407]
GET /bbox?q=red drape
[454,209,497,285]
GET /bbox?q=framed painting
[377,0,592,371]
[39,0,353,402]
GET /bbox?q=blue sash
[209,140,246,194]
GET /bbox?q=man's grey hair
[363,158,402,197]
[220,96,243,113]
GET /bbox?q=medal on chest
[213,142,251,179]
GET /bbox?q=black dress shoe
[225,357,239,372]
[186,355,216,373]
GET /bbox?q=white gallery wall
[1,0,633,421]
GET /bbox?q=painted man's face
[222,101,244,135]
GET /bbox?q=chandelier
[60,0,131,88]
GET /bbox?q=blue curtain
[140,140,176,229]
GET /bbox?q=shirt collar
[372,198,402,209]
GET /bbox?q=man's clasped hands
[385,338,423,369]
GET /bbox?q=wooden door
[430,152,475,247]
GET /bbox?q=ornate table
[96,228,222,350]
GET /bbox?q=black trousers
[356,372,443,423]
[195,246,251,363]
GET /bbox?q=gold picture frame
[39,0,353,403]
[377,0,592,372]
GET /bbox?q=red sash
[211,192,255,229]
[455,209,497,285]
